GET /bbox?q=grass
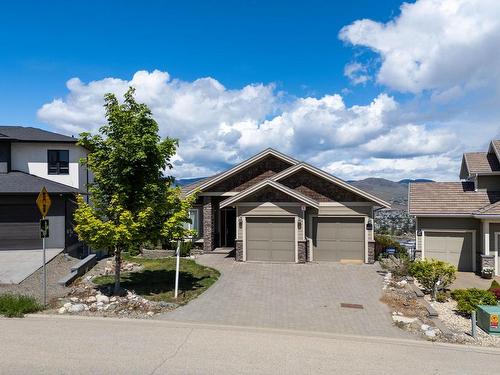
[0,294,42,318]
[93,254,220,305]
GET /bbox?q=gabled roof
[0,126,77,143]
[409,181,500,215]
[460,152,500,178]
[219,179,319,209]
[489,140,500,161]
[272,162,391,208]
[0,171,83,194]
[474,200,500,216]
[183,148,298,195]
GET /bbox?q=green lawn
[93,254,220,304]
[0,294,42,317]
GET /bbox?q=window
[48,150,69,175]
[185,208,200,235]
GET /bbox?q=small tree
[409,259,456,300]
[74,88,193,294]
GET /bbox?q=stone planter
[482,269,494,279]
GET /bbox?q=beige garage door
[424,232,473,271]
[313,217,365,262]
[246,217,295,262]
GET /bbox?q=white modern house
[0,126,89,255]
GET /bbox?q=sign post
[36,187,51,306]
[174,240,181,299]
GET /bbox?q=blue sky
[2,0,500,180]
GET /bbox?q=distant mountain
[175,177,205,186]
[176,176,433,211]
[398,178,434,184]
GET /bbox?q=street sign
[36,186,51,218]
[40,219,49,238]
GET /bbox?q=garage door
[0,223,39,250]
[313,217,364,262]
[246,217,295,262]
[424,232,473,271]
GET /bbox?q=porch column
[483,220,490,255]
[203,196,216,252]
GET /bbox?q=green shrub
[451,288,498,315]
[409,259,456,300]
[169,241,193,257]
[490,280,500,289]
[0,294,42,318]
[375,234,408,259]
[435,291,449,303]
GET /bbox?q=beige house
[182,148,390,264]
[409,140,500,275]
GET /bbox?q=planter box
[477,305,500,336]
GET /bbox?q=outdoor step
[58,270,78,286]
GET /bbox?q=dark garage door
[313,217,365,262]
[246,217,295,262]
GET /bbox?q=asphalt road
[1,315,499,374]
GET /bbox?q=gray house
[409,140,500,275]
[182,149,390,263]
[0,126,89,256]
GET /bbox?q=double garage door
[424,232,473,272]
[245,216,365,263]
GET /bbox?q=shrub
[169,241,193,257]
[489,288,500,300]
[409,259,456,300]
[451,288,498,315]
[0,294,42,318]
[490,280,500,289]
[435,291,449,303]
[379,255,411,278]
[375,234,408,259]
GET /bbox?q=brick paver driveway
[160,254,407,338]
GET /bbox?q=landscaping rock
[58,307,66,314]
[63,302,72,309]
[68,304,86,313]
[70,297,79,303]
[392,315,418,324]
[86,296,97,303]
[96,294,109,304]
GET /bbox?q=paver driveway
[161,254,407,338]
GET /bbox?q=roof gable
[220,179,319,208]
[184,148,298,195]
[272,163,390,208]
[0,126,77,143]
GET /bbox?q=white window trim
[421,229,476,273]
[495,232,500,276]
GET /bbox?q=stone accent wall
[280,170,369,202]
[235,240,243,261]
[414,249,422,260]
[240,186,301,203]
[298,240,307,263]
[367,241,375,263]
[203,196,216,252]
[481,254,495,272]
[206,155,292,192]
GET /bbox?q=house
[182,149,390,263]
[0,126,89,256]
[409,140,500,275]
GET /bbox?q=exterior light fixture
[417,229,422,236]
[366,222,373,231]
[238,217,243,229]
[298,220,302,230]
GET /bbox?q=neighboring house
[182,149,390,263]
[0,126,89,255]
[409,139,500,275]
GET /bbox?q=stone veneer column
[297,241,307,263]
[203,196,216,252]
[235,240,243,261]
[367,241,375,263]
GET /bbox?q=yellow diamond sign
[36,186,51,218]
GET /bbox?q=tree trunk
[114,247,121,295]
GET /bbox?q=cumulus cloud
[339,0,500,95]
[38,70,457,180]
[344,62,371,85]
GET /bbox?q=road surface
[1,315,499,374]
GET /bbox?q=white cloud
[38,70,458,180]
[339,0,500,95]
[344,62,371,85]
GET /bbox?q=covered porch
[479,219,500,276]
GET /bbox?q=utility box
[477,305,500,336]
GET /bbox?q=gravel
[0,253,76,305]
[428,297,500,347]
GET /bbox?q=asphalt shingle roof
[409,182,500,215]
[0,171,82,194]
[0,126,77,143]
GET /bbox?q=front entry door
[220,208,236,247]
